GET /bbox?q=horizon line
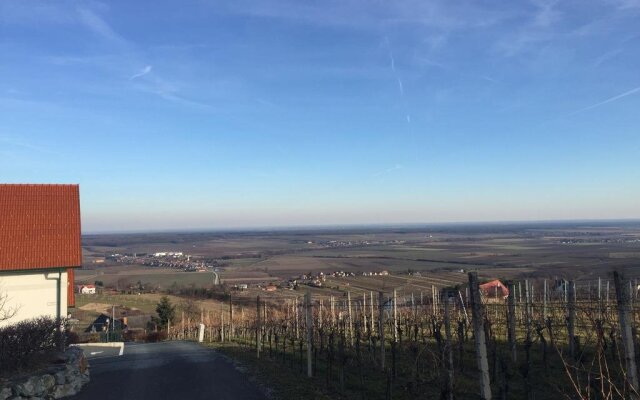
[82,217,640,235]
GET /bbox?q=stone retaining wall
[0,347,89,399]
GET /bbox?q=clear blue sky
[1,0,639,232]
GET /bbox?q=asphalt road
[70,341,268,400]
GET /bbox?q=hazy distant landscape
[66,221,640,399]
[78,221,640,295]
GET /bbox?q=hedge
[0,316,63,375]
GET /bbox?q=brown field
[72,221,640,333]
[80,221,640,289]
[67,222,640,400]
[78,222,640,289]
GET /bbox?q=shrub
[123,329,146,342]
[0,316,63,375]
[79,332,102,344]
[145,331,167,343]
[66,330,80,345]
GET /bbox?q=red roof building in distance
[479,279,509,300]
[0,184,82,327]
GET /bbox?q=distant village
[92,250,395,294]
[275,269,390,291]
[308,239,407,248]
[104,251,220,273]
[91,248,613,300]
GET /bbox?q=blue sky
[1,0,639,232]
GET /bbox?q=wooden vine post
[370,291,375,335]
[443,288,455,400]
[363,293,368,334]
[393,289,398,343]
[507,282,517,363]
[379,291,386,370]
[614,272,639,399]
[305,291,313,378]
[348,291,354,346]
[468,272,491,400]
[229,294,234,340]
[567,281,576,360]
[256,296,261,358]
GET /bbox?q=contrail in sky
[569,85,640,115]
[385,36,396,72]
[397,78,404,96]
[130,65,152,80]
[384,36,410,124]
[373,164,403,177]
[384,36,403,96]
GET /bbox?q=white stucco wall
[0,269,68,328]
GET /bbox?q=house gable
[0,184,82,311]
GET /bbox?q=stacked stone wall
[0,347,89,399]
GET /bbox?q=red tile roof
[480,279,509,297]
[0,184,82,271]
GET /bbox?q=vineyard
[166,272,640,400]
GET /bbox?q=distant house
[85,313,123,333]
[265,285,277,292]
[479,280,509,299]
[0,184,82,327]
[77,284,96,294]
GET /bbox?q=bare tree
[0,287,20,322]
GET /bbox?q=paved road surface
[71,341,268,400]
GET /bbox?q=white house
[0,184,82,328]
[77,284,96,294]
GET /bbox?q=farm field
[72,221,640,337]
[79,221,640,294]
[68,222,640,399]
